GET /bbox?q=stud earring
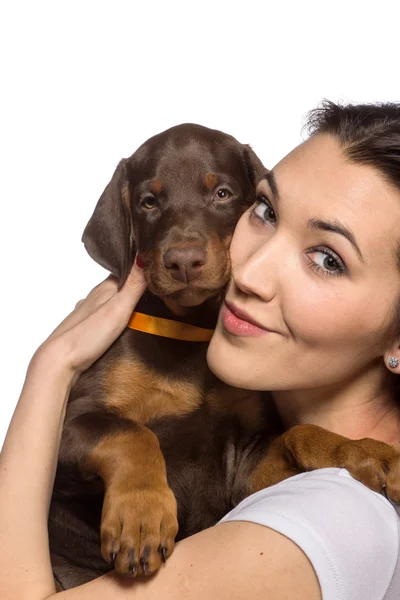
[388,357,399,369]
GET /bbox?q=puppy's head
[82,124,264,310]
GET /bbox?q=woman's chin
[207,337,257,390]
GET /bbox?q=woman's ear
[82,159,136,287]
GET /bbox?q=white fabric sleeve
[218,468,400,600]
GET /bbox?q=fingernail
[136,255,144,269]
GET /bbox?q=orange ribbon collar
[127,311,214,342]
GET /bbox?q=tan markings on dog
[150,180,163,194]
[86,426,179,576]
[206,383,264,431]
[204,235,231,283]
[86,425,167,485]
[105,358,203,423]
[222,233,233,249]
[247,435,299,494]
[205,172,218,190]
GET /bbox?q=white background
[1,0,399,447]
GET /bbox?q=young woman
[1,101,399,600]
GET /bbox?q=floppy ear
[241,144,266,189]
[82,159,135,286]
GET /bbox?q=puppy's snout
[163,247,206,283]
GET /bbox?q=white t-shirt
[219,468,400,600]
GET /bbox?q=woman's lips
[221,301,271,337]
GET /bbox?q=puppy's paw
[282,424,400,503]
[332,439,400,503]
[100,483,179,577]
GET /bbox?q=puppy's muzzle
[163,246,206,283]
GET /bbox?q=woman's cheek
[284,283,357,344]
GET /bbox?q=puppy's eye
[214,188,232,201]
[141,196,157,210]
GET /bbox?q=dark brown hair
[305,100,400,193]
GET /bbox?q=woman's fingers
[49,261,147,373]
[47,276,120,341]
[107,262,147,316]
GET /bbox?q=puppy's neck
[163,297,192,317]
[135,291,221,330]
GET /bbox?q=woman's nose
[232,241,280,302]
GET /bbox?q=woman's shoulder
[220,468,400,600]
[223,467,400,523]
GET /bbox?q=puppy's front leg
[60,410,178,577]
[242,424,400,502]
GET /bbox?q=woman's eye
[214,188,232,201]
[252,197,276,223]
[307,248,346,277]
[142,196,157,210]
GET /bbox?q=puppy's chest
[100,331,210,424]
[103,359,205,423]
[100,331,263,430]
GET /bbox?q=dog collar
[127,311,214,342]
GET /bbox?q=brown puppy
[49,124,400,590]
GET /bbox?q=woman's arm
[0,264,147,600]
[0,356,74,600]
[51,521,321,600]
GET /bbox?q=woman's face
[207,134,400,392]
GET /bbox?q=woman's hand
[34,261,146,379]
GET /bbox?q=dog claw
[160,546,167,563]
[139,545,151,575]
[128,549,137,577]
[140,557,148,575]
[110,552,116,567]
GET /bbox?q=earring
[388,357,399,369]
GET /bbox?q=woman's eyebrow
[260,171,279,200]
[260,172,364,263]
[309,218,365,263]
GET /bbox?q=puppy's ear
[82,159,135,286]
[241,144,266,189]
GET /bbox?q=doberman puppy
[49,124,400,590]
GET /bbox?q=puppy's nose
[163,247,206,283]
